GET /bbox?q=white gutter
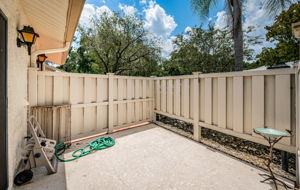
[30,42,71,66]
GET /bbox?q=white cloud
[158,35,176,58]
[79,4,96,26]
[96,5,113,17]
[119,4,137,16]
[184,26,192,33]
[79,4,112,26]
[80,2,177,58]
[144,1,177,38]
[143,1,177,57]
[140,0,147,5]
[214,11,229,30]
[213,1,277,56]
[243,0,275,55]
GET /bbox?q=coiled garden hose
[55,137,115,162]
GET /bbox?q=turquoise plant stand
[254,128,292,190]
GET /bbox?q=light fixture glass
[17,26,39,55]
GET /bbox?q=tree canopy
[59,2,299,76]
[256,2,300,66]
[190,0,293,71]
[158,26,261,76]
[60,12,160,76]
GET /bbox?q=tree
[83,12,160,76]
[158,26,260,76]
[60,13,160,76]
[190,0,292,71]
[256,2,300,66]
[59,32,97,73]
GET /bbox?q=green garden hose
[55,137,115,162]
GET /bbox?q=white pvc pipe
[30,42,71,66]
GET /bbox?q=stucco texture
[0,0,32,189]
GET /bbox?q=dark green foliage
[158,26,261,76]
[256,2,300,66]
[60,13,160,76]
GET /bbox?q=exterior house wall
[0,0,32,189]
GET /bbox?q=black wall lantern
[17,26,39,55]
[36,54,47,71]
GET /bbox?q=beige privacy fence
[28,68,298,153]
[28,69,154,140]
[154,69,297,153]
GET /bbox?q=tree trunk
[232,0,243,71]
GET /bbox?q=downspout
[30,42,71,67]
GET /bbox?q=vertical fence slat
[53,76,63,139]
[127,79,133,123]
[167,79,173,115]
[150,78,155,120]
[212,78,218,125]
[96,78,101,131]
[200,79,205,121]
[142,80,147,120]
[275,75,291,145]
[218,77,226,128]
[28,68,38,106]
[174,79,180,116]
[243,77,252,135]
[37,75,45,105]
[233,76,244,133]
[182,79,190,118]
[252,76,264,135]
[161,80,167,112]
[265,75,275,129]
[45,77,53,105]
[134,79,139,122]
[204,78,212,124]
[118,79,124,125]
[156,80,161,111]
[108,73,114,132]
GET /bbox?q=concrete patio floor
[17,124,293,190]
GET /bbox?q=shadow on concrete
[16,162,67,190]
[67,124,156,153]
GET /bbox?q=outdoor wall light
[37,54,47,63]
[17,26,39,55]
[36,54,47,71]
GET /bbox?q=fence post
[193,72,200,141]
[108,73,114,133]
[295,64,300,187]
[151,76,156,122]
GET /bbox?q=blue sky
[80,0,277,57]
[84,0,225,35]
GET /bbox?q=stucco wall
[0,0,32,189]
